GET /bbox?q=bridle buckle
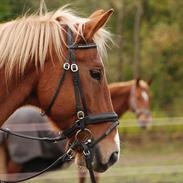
[40,110,46,116]
[71,64,79,72]
[66,148,75,160]
[77,111,85,119]
[83,149,90,156]
[63,63,70,70]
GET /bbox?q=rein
[0,27,119,183]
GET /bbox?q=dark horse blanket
[0,106,66,165]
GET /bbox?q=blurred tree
[109,0,125,81]
[0,0,12,21]
[133,0,143,78]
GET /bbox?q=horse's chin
[75,147,119,173]
[138,116,152,129]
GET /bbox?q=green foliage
[108,0,183,116]
[0,0,12,21]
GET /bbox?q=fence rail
[119,117,183,128]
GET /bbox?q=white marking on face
[141,91,149,102]
[114,131,120,158]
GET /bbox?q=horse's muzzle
[94,150,119,172]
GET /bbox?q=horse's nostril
[109,151,119,165]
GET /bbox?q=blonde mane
[0,6,112,78]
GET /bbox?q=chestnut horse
[110,79,152,128]
[0,5,120,182]
[0,79,151,182]
[79,78,152,183]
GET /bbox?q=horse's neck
[0,69,38,126]
[110,83,132,117]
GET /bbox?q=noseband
[129,84,151,118]
[0,27,119,183]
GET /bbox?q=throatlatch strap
[43,69,67,115]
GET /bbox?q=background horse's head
[129,79,152,129]
[0,7,119,172]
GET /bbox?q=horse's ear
[136,77,141,87]
[88,9,105,19]
[148,77,153,86]
[84,9,114,41]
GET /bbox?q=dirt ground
[19,139,183,183]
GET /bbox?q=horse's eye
[90,69,102,81]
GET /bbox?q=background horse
[110,78,152,128]
[0,5,120,181]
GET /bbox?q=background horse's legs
[94,172,99,183]
[0,145,7,173]
[78,168,87,183]
[78,168,99,183]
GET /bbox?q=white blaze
[114,131,120,159]
[141,91,149,102]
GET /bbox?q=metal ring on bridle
[71,64,79,72]
[75,128,93,144]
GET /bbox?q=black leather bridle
[0,27,119,183]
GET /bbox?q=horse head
[129,78,152,129]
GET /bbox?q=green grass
[118,115,183,142]
[121,110,170,120]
